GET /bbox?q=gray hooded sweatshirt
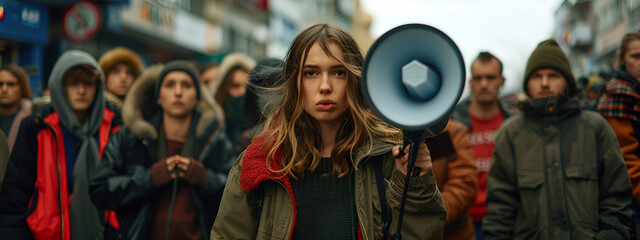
[48,50,106,240]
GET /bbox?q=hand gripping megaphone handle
[401,130,426,179]
[395,130,426,240]
[402,130,427,149]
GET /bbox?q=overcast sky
[360,0,564,97]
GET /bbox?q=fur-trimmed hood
[210,53,256,95]
[104,91,123,109]
[122,64,224,139]
[99,47,145,78]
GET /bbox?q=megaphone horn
[362,24,465,240]
[362,23,465,135]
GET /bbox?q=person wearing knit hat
[523,39,577,98]
[155,60,202,101]
[90,60,234,240]
[99,47,145,108]
[483,39,632,239]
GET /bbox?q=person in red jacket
[0,50,121,240]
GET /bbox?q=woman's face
[300,42,349,126]
[157,71,199,119]
[201,66,219,89]
[622,39,640,81]
[227,69,247,97]
[106,63,134,97]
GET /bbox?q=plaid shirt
[597,77,640,122]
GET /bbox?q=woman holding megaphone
[211,23,446,239]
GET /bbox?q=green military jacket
[483,97,632,239]
[211,134,447,239]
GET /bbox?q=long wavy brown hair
[260,23,400,178]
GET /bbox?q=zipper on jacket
[355,207,369,240]
[353,169,369,240]
[275,180,296,240]
[354,154,390,240]
[42,119,64,240]
[540,120,555,240]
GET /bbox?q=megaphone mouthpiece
[402,60,441,101]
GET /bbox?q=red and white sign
[62,1,101,43]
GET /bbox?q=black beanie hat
[155,60,201,100]
[523,39,577,97]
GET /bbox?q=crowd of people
[0,23,637,240]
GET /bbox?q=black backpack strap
[255,182,266,222]
[373,154,392,239]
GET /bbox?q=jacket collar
[609,70,640,98]
[239,134,283,192]
[613,69,640,91]
[457,98,515,116]
[518,95,580,123]
[239,133,394,192]
[352,137,394,167]
[103,91,123,108]
[453,98,517,128]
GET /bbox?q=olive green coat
[483,97,632,239]
[211,135,447,239]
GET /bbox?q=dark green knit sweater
[291,157,358,239]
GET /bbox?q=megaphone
[362,24,465,240]
[362,24,465,135]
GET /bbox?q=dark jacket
[0,129,9,192]
[0,99,29,193]
[90,65,234,240]
[0,104,122,240]
[483,96,632,239]
[6,98,32,151]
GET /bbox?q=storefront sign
[0,0,48,45]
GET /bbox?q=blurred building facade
[555,0,636,78]
[0,0,370,96]
[267,0,360,58]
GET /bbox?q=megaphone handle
[395,139,420,240]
